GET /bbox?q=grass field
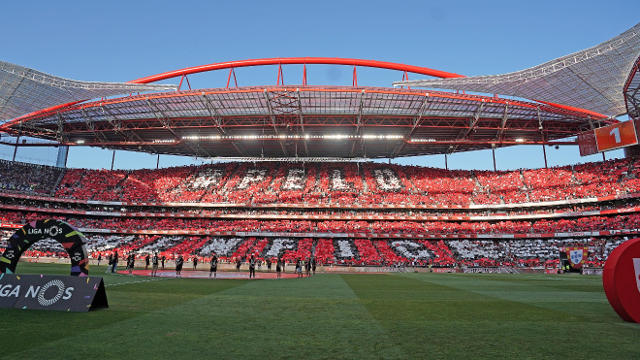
[1,263,638,359]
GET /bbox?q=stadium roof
[624,54,640,119]
[394,23,640,117]
[0,85,606,158]
[0,61,177,121]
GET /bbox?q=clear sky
[0,0,637,170]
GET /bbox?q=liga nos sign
[0,274,107,312]
[603,238,640,323]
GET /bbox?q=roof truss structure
[1,86,604,158]
[624,55,640,119]
[394,23,640,117]
[0,61,177,122]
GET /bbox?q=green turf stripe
[401,273,610,321]
[3,263,639,359]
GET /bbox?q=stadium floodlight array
[179,134,405,141]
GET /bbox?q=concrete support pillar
[12,136,19,161]
[491,147,497,171]
[56,146,69,168]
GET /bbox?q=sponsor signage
[581,268,603,276]
[595,120,638,152]
[577,130,597,156]
[430,267,458,273]
[462,267,520,274]
[578,120,640,156]
[0,274,107,312]
[0,219,89,276]
[603,238,640,322]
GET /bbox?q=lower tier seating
[0,233,625,268]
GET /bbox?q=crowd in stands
[0,159,63,195]
[3,209,640,236]
[0,158,631,207]
[2,233,622,269]
[448,237,626,268]
[1,192,637,220]
[1,158,639,268]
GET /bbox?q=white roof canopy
[0,61,177,122]
[394,23,640,117]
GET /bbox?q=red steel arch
[129,57,465,84]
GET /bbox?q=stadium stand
[0,159,63,195]
[3,233,622,268]
[33,158,635,206]
[0,158,638,269]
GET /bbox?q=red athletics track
[118,269,300,279]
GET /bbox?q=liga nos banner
[0,274,107,312]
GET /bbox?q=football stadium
[1,3,639,358]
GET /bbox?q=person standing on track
[249,255,256,279]
[127,253,135,275]
[97,253,102,267]
[111,251,119,273]
[193,256,198,271]
[209,254,218,278]
[276,258,282,279]
[175,255,184,278]
[151,252,159,277]
[161,255,166,270]
[296,258,302,278]
[105,253,113,274]
[145,254,150,270]
[311,256,317,276]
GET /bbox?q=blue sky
[0,0,638,170]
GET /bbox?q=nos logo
[46,226,62,237]
[37,280,74,306]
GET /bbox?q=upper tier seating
[14,158,630,206]
[0,159,63,195]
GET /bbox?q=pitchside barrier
[0,219,108,312]
[13,257,607,276]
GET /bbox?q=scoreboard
[578,120,639,156]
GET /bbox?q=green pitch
[1,263,638,359]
